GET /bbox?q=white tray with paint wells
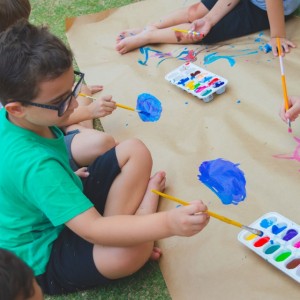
[238,212,300,283]
[165,62,228,103]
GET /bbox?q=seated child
[0,20,210,295]
[0,0,117,170]
[116,0,300,56]
[0,248,43,300]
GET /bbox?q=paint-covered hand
[269,37,296,57]
[87,95,116,118]
[167,201,210,237]
[189,18,211,41]
[280,96,300,122]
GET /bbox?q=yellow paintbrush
[172,28,204,37]
[152,189,263,236]
[79,93,142,113]
[276,38,292,133]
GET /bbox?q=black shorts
[200,0,270,44]
[36,147,121,295]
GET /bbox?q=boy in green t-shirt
[0,21,210,295]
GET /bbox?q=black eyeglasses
[21,71,84,117]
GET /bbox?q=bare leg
[115,3,208,54]
[67,126,116,167]
[93,171,166,279]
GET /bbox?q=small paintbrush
[78,93,142,113]
[276,38,292,133]
[152,189,263,236]
[172,28,204,38]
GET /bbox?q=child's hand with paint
[167,201,210,237]
[269,37,296,57]
[279,95,300,122]
[87,94,117,119]
[189,18,210,41]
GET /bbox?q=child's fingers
[88,85,104,94]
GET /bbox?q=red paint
[254,236,270,247]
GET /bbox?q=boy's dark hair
[0,0,31,32]
[0,248,34,300]
[0,20,73,106]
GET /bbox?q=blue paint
[236,100,241,104]
[263,44,272,53]
[198,158,246,205]
[204,50,259,67]
[260,217,276,228]
[272,223,287,234]
[136,93,162,122]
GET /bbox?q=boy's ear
[5,102,26,117]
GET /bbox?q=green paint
[275,251,291,262]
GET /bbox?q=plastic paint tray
[165,62,228,103]
[238,212,300,283]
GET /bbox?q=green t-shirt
[0,109,93,275]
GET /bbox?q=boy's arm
[266,0,285,38]
[266,0,296,55]
[66,204,209,246]
[191,0,240,37]
[202,0,240,27]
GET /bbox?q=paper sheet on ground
[66,1,300,298]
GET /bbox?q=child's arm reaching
[266,0,296,56]
[280,95,300,122]
[66,201,210,247]
[189,0,240,40]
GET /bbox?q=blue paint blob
[136,93,162,122]
[263,44,272,53]
[272,223,287,235]
[198,158,246,205]
[260,217,276,228]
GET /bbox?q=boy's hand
[167,201,210,237]
[269,37,296,56]
[87,95,116,119]
[279,96,300,122]
[189,18,211,41]
[75,167,89,178]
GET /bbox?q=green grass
[29,2,170,299]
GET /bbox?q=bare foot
[116,25,157,54]
[150,246,162,261]
[136,171,166,215]
[116,27,144,43]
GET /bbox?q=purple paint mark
[282,229,298,241]
[198,158,247,205]
[136,93,162,122]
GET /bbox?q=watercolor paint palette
[165,62,228,103]
[238,212,300,283]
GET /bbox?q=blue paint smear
[260,217,276,228]
[272,223,287,234]
[203,50,259,67]
[136,93,162,122]
[198,158,246,205]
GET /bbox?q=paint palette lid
[238,212,300,283]
[165,62,228,103]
